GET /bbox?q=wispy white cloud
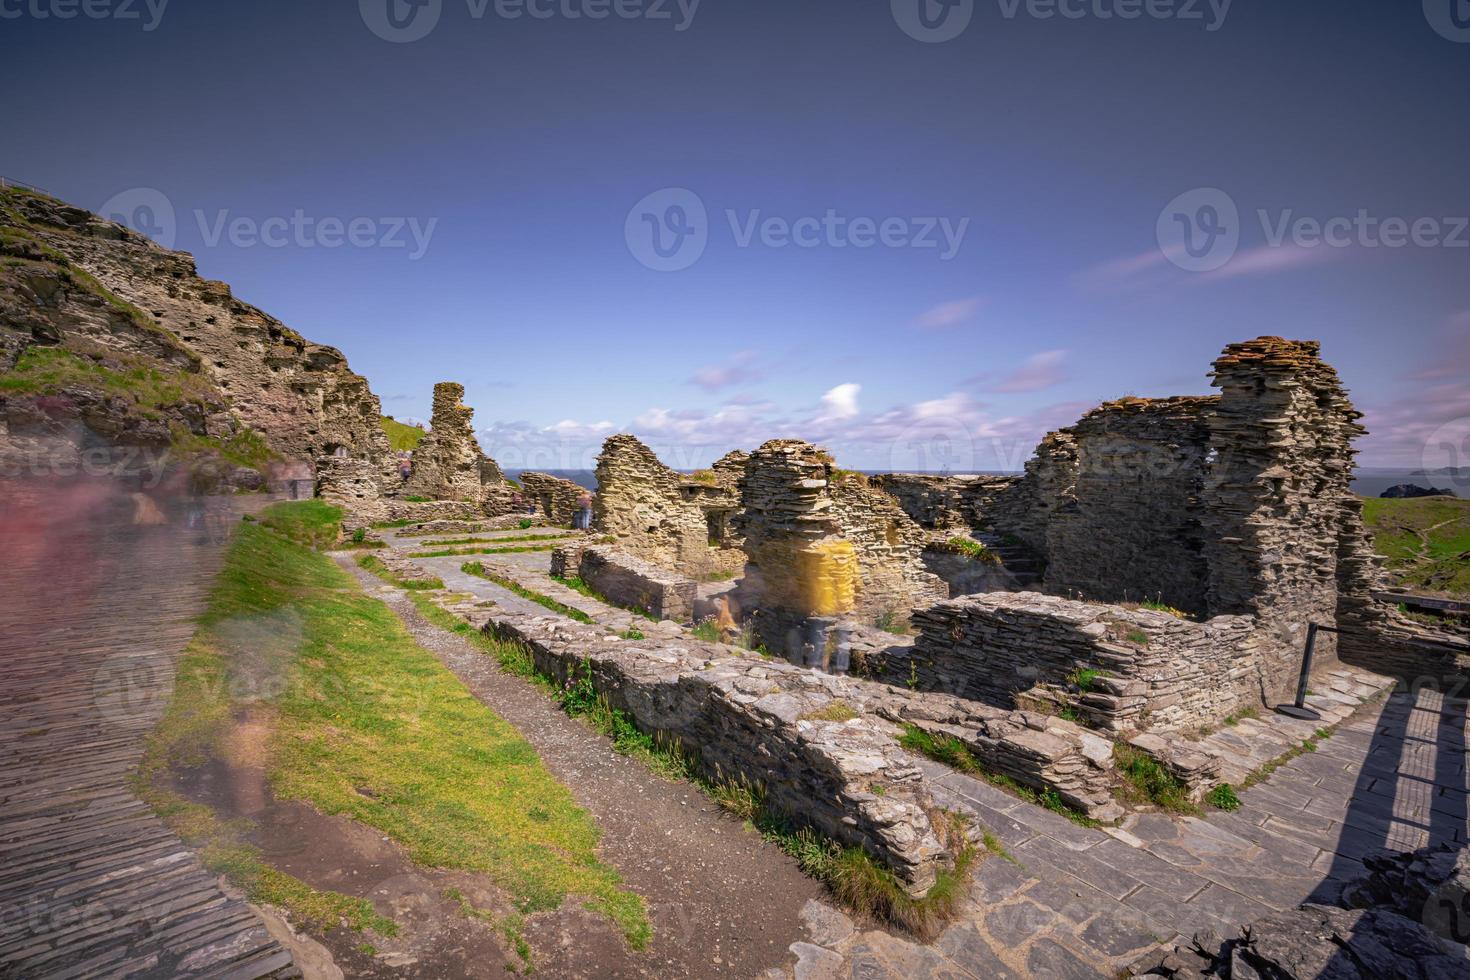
[989,349,1070,393]
[690,350,763,391]
[913,296,984,331]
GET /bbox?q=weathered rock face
[403,383,483,502]
[734,440,945,655]
[1338,843,1470,946]
[1382,483,1457,499]
[315,456,387,530]
[1,188,394,480]
[576,545,698,624]
[519,472,587,525]
[593,434,712,573]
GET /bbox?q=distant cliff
[1,186,392,485]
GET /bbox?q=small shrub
[690,620,722,643]
[942,537,1001,564]
[1070,668,1103,692]
[1141,599,1192,620]
[1125,630,1150,647]
[620,629,645,641]
[1206,784,1241,811]
[518,518,535,530]
[876,610,909,635]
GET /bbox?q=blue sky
[3,0,1467,471]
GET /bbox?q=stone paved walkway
[782,681,1469,979]
[0,487,292,979]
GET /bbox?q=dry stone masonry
[576,545,698,623]
[734,440,946,659]
[314,456,388,531]
[593,434,714,574]
[518,471,587,525]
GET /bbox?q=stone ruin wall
[734,440,946,655]
[1044,397,1215,616]
[315,456,387,531]
[887,593,1262,735]
[576,545,697,623]
[518,471,587,525]
[679,450,751,574]
[402,382,485,503]
[592,434,714,575]
[425,587,1121,894]
[856,338,1418,732]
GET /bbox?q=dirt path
[335,556,826,978]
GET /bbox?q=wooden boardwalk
[0,491,294,979]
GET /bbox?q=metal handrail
[0,176,52,196]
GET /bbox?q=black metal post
[1295,622,1318,710]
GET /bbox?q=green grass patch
[1113,743,1199,815]
[138,519,648,948]
[357,554,445,590]
[380,416,426,452]
[421,534,570,547]
[463,563,594,624]
[1362,496,1470,596]
[897,725,1099,827]
[257,500,343,550]
[940,537,1001,564]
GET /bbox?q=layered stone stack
[402,383,484,502]
[1044,396,1215,615]
[519,471,587,525]
[593,434,712,573]
[315,456,388,530]
[679,449,750,557]
[735,441,946,656]
[1200,338,1362,700]
[893,592,1260,733]
[577,545,698,623]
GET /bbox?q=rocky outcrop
[1382,483,1456,499]
[402,383,483,502]
[1,187,394,480]
[1131,904,1470,979]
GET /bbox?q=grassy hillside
[381,415,426,451]
[1362,495,1470,596]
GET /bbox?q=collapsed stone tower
[593,434,712,573]
[403,382,483,502]
[735,440,946,659]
